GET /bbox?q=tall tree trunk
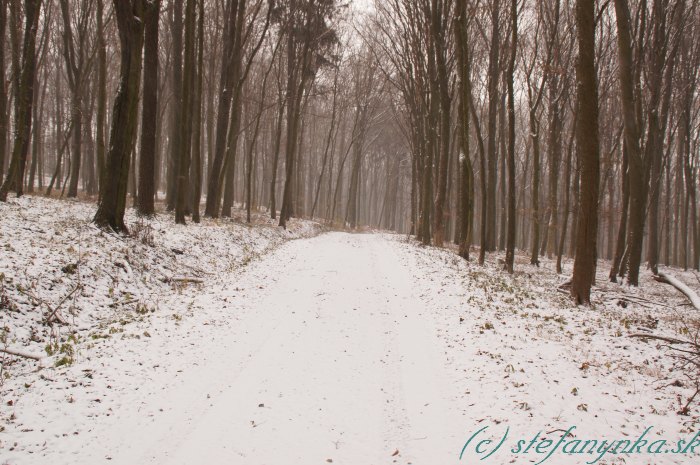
[204,0,239,218]
[245,40,278,223]
[646,0,681,274]
[571,0,600,305]
[0,0,7,184]
[310,69,339,220]
[431,0,451,248]
[498,93,507,251]
[190,0,204,223]
[168,0,184,214]
[205,0,254,218]
[175,0,196,224]
[95,0,107,197]
[455,0,473,260]
[93,0,145,232]
[485,0,500,252]
[529,105,541,266]
[279,20,312,227]
[137,0,160,216]
[504,0,517,273]
[59,0,87,199]
[614,0,647,286]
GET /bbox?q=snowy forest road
[65,233,467,465]
[7,228,690,465]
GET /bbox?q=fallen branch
[45,285,81,324]
[653,272,700,310]
[162,277,205,284]
[630,332,700,415]
[110,298,139,308]
[0,347,44,361]
[629,333,692,346]
[606,294,672,309]
[16,284,80,325]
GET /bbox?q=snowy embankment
[405,238,700,463]
[0,196,323,405]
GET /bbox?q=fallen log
[1,347,44,361]
[653,272,700,311]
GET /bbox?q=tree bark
[504,0,517,273]
[190,0,204,223]
[614,0,647,286]
[571,0,600,305]
[93,0,145,232]
[0,1,7,184]
[175,0,196,224]
[137,0,160,216]
[430,0,451,248]
[455,0,473,260]
[485,0,500,252]
[95,0,107,197]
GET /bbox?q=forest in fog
[3,2,700,459]
[0,0,698,304]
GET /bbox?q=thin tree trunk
[190,0,204,223]
[485,0,500,253]
[504,0,517,273]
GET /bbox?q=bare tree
[454,0,474,260]
[93,0,145,232]
[0,0,43,201]
[276,0,340,228]
[60,0,93,198]
[503,0,517,273]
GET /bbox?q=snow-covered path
[5,230,696,465]
[51,233,465,465]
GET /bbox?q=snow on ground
[402,237,700,464]
[0,196,323,457]
[0,199,699,465]
[0,195,322,359]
